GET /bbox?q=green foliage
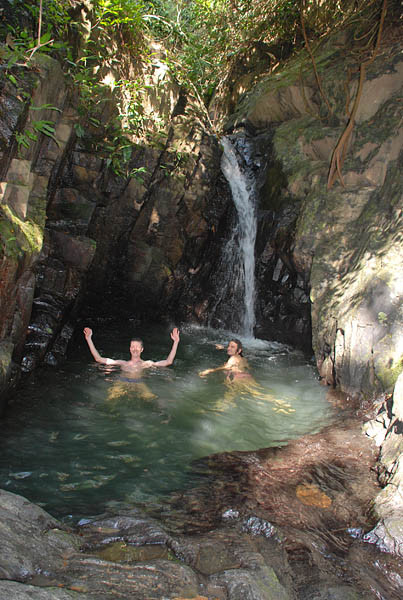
[0,0,70,63]
[1,0,398,180]
[0,211,20,259]
[103,134,134,176]
[143,0,398,108]
[142,0,305,99]
[15,120,57,152]
[378,311,388,326]
[94,0,146,30]
[14,103,61,154]
[0,0,68,36]
[61,2,154,178]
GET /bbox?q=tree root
[327,0,388,189]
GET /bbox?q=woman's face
[227,340,241,356]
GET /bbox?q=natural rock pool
[0,324,335,521]
[2,323,403,599]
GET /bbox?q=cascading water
[210,135,258,338]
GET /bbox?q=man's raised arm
[152,328,180,367]
[83,327,117,365]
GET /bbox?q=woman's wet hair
[231,338,243,356]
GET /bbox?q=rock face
[0,55,96,412]
[224,35,402,396]
[81,121,227,324]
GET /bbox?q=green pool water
[0,324,336,521]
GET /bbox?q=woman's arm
[199,355,244,377]
[199,364,229,377]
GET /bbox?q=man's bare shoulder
[140,360,154,369]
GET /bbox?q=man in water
[84,327,180,402]
[199,338,251,381]
[83,327,180,374]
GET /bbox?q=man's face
[130,341,143,358]
[227,341,240,356]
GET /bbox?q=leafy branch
[15,103,61,154]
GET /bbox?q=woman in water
[199,338,252,381]
[199,338,294,413]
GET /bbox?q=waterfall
[215,135,257,338]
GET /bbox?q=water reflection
[0,325,336,519]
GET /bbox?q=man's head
[227,339,243,357]
[130,338,144,357]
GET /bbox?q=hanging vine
[300,0,333,118]
[327,0,388,189]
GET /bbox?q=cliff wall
[223,33,402,397]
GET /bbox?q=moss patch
[376,356,403,392]
[0,205,44,258]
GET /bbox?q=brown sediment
[170,416,379,541]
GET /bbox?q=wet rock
[95,541,170,562]
[304,584,363,599]
[0,489,80,580]
[0,581,86,600]
[347,540,403,600]
[47,188,96,235]
[211,565,290,600]
[0,340,13,415]
[0,488,295,600]
[363,520,403,556]
[48,231,96,272]
[242,515,278,539]
[52,556,200,599]
[168,419,395,596]
[78,513,170,548]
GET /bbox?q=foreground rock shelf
[1,402,402,600]
[0,488,293,600]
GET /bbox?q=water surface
[0,324,336,521]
